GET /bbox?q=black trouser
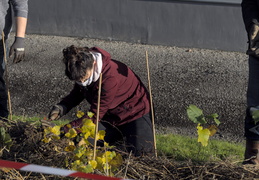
[244,108,258,140]
[101,113,155,157]
[245,55,259,140]
[0,38,8,120]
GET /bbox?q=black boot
[243,139,259,165]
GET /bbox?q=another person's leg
[0,38,8,121]
[244,55,259,164]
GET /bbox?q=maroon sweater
[59,47,150,126]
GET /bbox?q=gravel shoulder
[6,33,248,143]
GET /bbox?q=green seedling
[187,104,220,146]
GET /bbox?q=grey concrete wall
[27,0,247,52]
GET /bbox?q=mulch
[0,121,258,180]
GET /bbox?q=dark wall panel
[27,0,247,52]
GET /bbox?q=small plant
[42,111,123,176]
[187,104,220,147]
[0,127,12,156]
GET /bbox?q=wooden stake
[93,73,102,160]
[1,31,12,121]
[145,51,157,157]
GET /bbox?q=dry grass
[0,121,258,180]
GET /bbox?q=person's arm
[15,17,27,38]
[241,0,259,33]
[59,84,86,112]
[48,84,85,121]
[9,0,28,63]
[242,0,259,57]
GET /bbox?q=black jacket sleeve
[241,0,259,33]
[59,83,85,113]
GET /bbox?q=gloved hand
[48,104,67,121]
[247,22,259,58]
[40,119,56,128]
[9,36,25,63]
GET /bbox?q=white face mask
[76,72,94,87]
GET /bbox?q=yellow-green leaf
[103,163,111,171]
[50,126,61,135]
[44,127,52,134]
[74,146,85,159]
[96,157,104,170]
[51,135,60,140]
[65,128,78,138]
[87,112,94,118]
[0,127,12,149]
[109,153,123,169]
[82,164,94,173]
[187,105,206,124]
[66,124,72,129]
[68,140,75,146]
[71,160,82,170]
[88,160,97,169]
[81,127,91,138]
[197,124,210,146]
[103,151,116,162]
[77,111,85,118]
[78,138,86,146]
[97,130,106,140]
[64,145,76,152]
[81,119,96,137]
[82,119,95,128]
[42,136,51,143]
[84,148,94,160]
[83,132,91,140]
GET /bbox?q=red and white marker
[0,159,130,180]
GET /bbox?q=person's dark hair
[63,45,94,81]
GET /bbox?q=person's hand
[48,104,67,121]
[247,23,259,58]
[247,48,259,58]
[9,37,25,63]
[40,119,56,128]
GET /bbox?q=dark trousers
[245,55,259,140]
[0,38,8,120]
[101,113,155,157]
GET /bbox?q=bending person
[48,45,155,157]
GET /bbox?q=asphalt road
[6,33,248,143]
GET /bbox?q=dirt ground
[6,33,248,143]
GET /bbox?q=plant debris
[0,121,258,180]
